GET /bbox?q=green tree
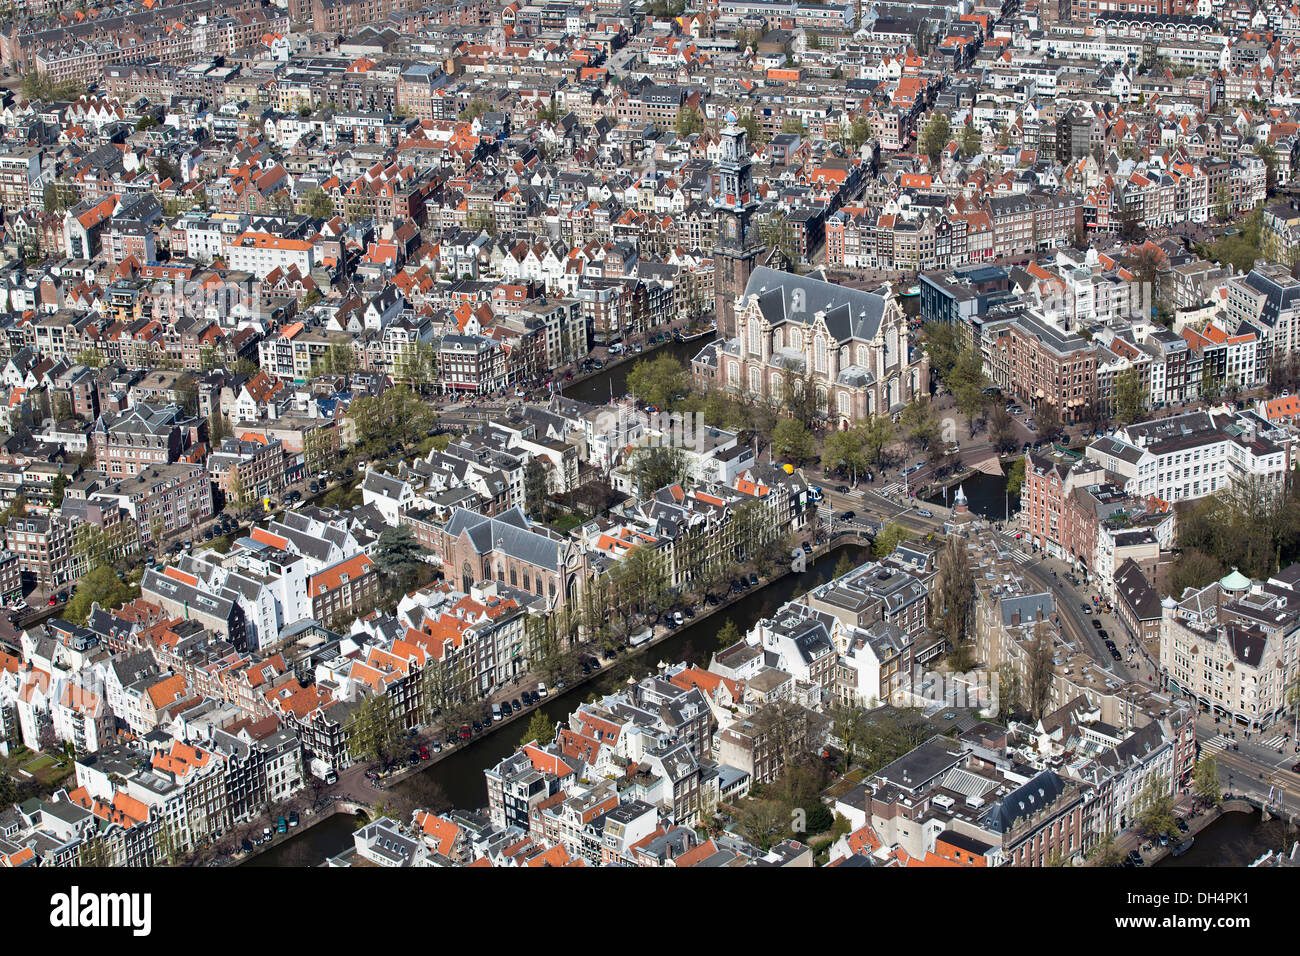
[900,397,940,451]
[1134,774,1180,842]
[737,110,765,148]
[872,521,907,559]
[715,618,741,650]
[626,354,687,410]
[848,116,872,149]
[1087,830,1125,867]
[772,417,816,464]
[375,525,429,597]
[302,187,335,219]
[1193,755,1222,809]
[347,693,401,765]
[959,124,981,160]
[51,472,69,508]
[520,711,555,746]
[629,444,691,494]
[135,115,158,131]
[1113,367,1146,425]
[64,565,140,625]
[459,99,492,121]
[1005,456,1026,495]
[674,104,704,137]
[920,112,951,161]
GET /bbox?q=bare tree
[1026,621,1056,721]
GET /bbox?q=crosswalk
[1203,734,1233,753]
[878,480,904,497]
[1261,734,1289,749]
[1008,548,1033,566]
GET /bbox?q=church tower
[713,116,760,340]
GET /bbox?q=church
[701,117,928,426]
[692,266,930,426]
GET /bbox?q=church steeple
[714,115,760,339]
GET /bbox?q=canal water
[925,469,1018,522]
[1157,810,1298,867]
[248,542,870,865]
[562,333,717,404]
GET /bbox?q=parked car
[748,572,759,586]
[1127,850,1143,867]
[419,745,430,760]
[802,542,813,555]
[537,682,548,698]
[916,509,933,518]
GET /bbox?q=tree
[629,444,691,495]
[833,551,857,579]
[737,110,765,148]
[520,711,555,747]
[758,211,798,262]
[1033,400,1062,441]
[959,124,981,160]
[1193,755,1222,809]
[988,404,1019,454]
[43,181,76,214]
[1134,774,1180,842]
[872,521,907,559]
[51,472,69,508]
[1025,620,1056,720]
[611,542,671,623]
[208,409,231,444]
[996,662,1023,722]
[75,349,105,368]
[781,116,806,136]
[900,397,940,451]
[1005,456,1026,496]
[920,112,951,161]
[465,209,497,236]
[1113,367,1147,425]
[674,104,704,137]
[830,702,867,768]
[626,354,687,410]
[347,693,401,766]
[135,115,158,132]
[226,470,250,512]
[524,456,552,521]
[716,618,741,650]
[929,534,975,669]
[822,428,867,484]
[847,116,872,149]
[64,565,140,625]
[1254,140,1278,192]
[302,187,335,219]
[459,99,491,121]
[772,417,816,464]
[1087,830,1125,867]
[375,525,428,598]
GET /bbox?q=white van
[492,702,502,721]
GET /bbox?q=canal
[562,333,717,404]
[249,541,870,865]
[924,469,1019,522]
[1157,809,1298,867]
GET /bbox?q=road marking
[1261,734,1289,749]
[1203,734,1232,753]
